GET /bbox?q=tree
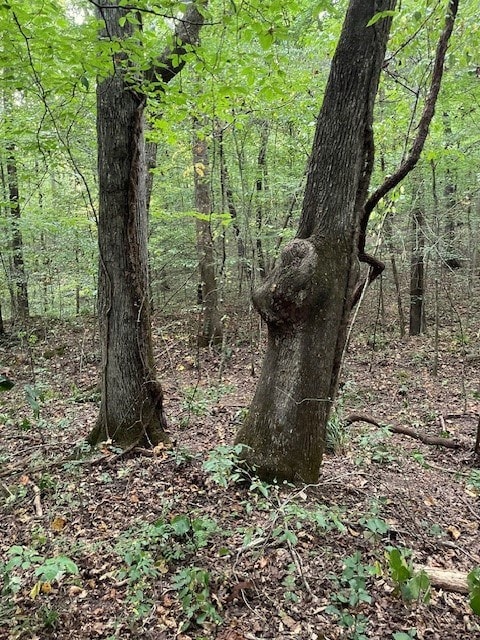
[193,120,223,347]
[88,1,206,447]
[236,0,459,482]
[5,144,29,324]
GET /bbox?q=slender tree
[193,120,223,347]
[6,145,29,323]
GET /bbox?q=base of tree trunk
[87,382,170,449]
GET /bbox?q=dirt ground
[1,290,479,640]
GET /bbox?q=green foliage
[326,408,348,454]
[172,566,222,631]
[203,443,245,488]
[115,512,219,619]
[367,10,396,27]
[468,567,480,616]
[24,384,45,420]
[326,552,378,640]
[1,545,79,597]
[387,548,431,604]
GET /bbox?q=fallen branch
[345,413,461,449]
[31,482,43,517]
[414,565,469,594]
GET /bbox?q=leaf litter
[0,298,479,640]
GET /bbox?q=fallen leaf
[51,516,67,532]
[447,525,461,540]
[226,580,254,603]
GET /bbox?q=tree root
[344,413,461,449]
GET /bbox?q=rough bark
[193,123,223,347]
[409,206,426,336]
[89,1,206,448]
[218,123,250,290]
[255,121,269,280]
[235,0,396,483]
[6,145,29,324]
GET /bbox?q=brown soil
[0,301,479,640]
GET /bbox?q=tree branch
[365,0,460,217]
[145,1,207,87]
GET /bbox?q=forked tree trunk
[193,123,223,347]
[88,9,167,448]
[235,0,396,482]
[88,1,205,448]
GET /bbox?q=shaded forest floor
[1,296,480,640]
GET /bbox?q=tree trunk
[218,123,250,292]
[6,145,29,324]
[255,121,269,279]
[88,5,167,448]
[409,206,426,336]
[235,0,396,482]
[193,122,223,347]
[88,1,206,448]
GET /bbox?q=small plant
[387,548,431,603]
[326,410,348,454]
[172,566,221,631]
[326,552,377,640]
[393,630,417,640]
[468,567,480,616]
[358,500,389,542]
[1,545,79,598]
[283,562,300,603]
[115,512,219,618]
[203,444,245,487]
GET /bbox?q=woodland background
[1,1,480,639]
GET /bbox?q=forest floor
[1,296,480,640]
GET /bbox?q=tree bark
[255,121,269,280]
[6,145,29,324]
[89,1,206,448]
[236,0,396,482]
[193,122,223,347]
[409,206,426,336]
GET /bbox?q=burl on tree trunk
[235,0,396,483]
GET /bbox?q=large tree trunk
[88,1,206,448]
[88,5,167,448]
[193,122,223,347]
[235,0,396,482]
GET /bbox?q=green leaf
[366,10,396,27]
[468,568,480,615]
[387,548,411,583]
[0,375,14,391]
[170,514,191,536]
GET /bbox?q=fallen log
[344,413,461,449]
[414,565,469,594]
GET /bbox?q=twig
[31,482,43,517]
[287,539,314,598]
